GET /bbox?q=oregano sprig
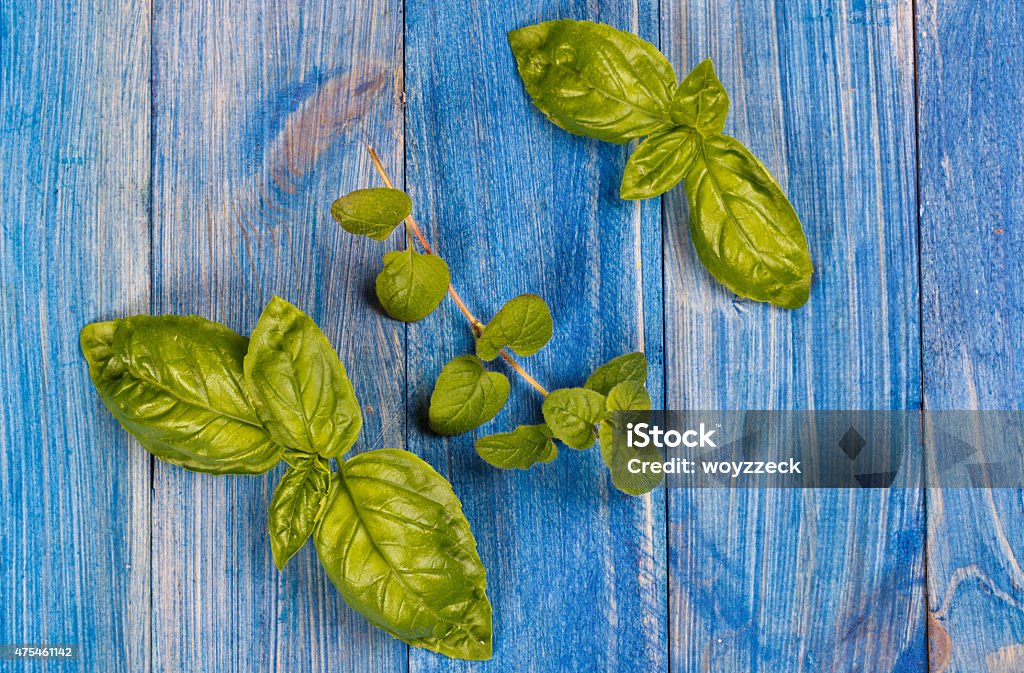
[508,18,814,309]
[331,149,657,495]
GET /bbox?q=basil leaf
[80,316,283,474]
[671,59,729,136]
[620,127,700,200]
[584,352,648,396]
[541,388,606,449]
[475,293,553,361]
[508,19,675,143]
[244,297,362,457]
[268,456,331,570]
[429,355,510,435]
[330,187,411,241]
[376,248,450,322]
[475,424,557,469]
[685,135,813,308]
[314,448,492,660]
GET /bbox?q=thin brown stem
[499,352,550,396]
[366,145,548,397]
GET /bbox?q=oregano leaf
[244,297,362,457]
[604,380,652,413]
[330,187,411,241]
[376,248,450,322]
[584,352,648,396]
[475,424,557,469]
[508,19,675,143]
[620,127,700,200]
[541,388,606,449]
[671,58,729,135]
[476,293,553,361]
[684,134,813,308]
[268,456,331,570]
[599,380,660,495]
[429,355,510,435]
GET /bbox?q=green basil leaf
[244,297,362,457]
[475,293,552,361]
[620,127,700,200]
[331,187,411,241]
[671,58,729,135]
[685,135,813,308]
[541,388,606,449]
[584,352,648,396]
[268,456,331,570]
[376,248,450,322]
[508,19,675,143]
[314,448,492,660]
[428,355,510,436]
[80,316,283,475]
[475,424,557,469]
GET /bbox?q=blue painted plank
[404,2,666,671]
[917,3,1024,671]
[662,1,926,671]
[0,2,151,672]
[149,1,407,671]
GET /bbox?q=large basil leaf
[620,127,699,200]
[475,424,557,469]
[584,352,648,396]
[331,187,411,241]
[244,297,362,457]
[685,135,813,308]
[541,387,606,449]
[671,59,729,136]
[599,381,662,495]
[475,293,552,361]
[314,449,492,660]
[429,355,510,436]
[508,19,675,143]
[376,248,450,322]
[268,455,331,569]
[80,316,283,474]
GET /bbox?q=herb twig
[366,145,549,397]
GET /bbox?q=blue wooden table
[2,1,1022,671]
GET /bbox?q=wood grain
[0,2,151,672]
[917,2,1024,671]
[662,1,926,671]
[149,1,407,671]
[404,1,667,670]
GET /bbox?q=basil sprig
[509,19,814,308]
[81,298,492,661]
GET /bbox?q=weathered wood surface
[3,0,1024,671]
[149,1,406,671]
[404,0,667,670]
[0,1,152,672]
[662,0,926,671]
[917,2,1024,672]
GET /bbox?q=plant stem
[366,145,549,397]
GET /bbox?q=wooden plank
[404,2,666,671]
[0,2,151,672]
[662,1,926,671]
[917,3,1024,671]
[149,2,407,671]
